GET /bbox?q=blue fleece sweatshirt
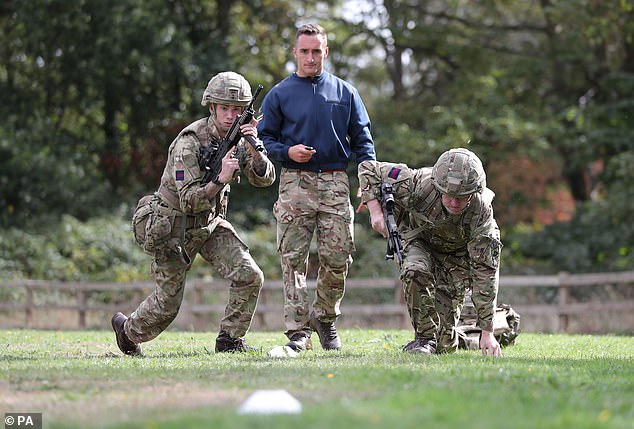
[257,71,376,172]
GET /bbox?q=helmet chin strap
[208,105,225,133]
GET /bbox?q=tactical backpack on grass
[456,294,521,350]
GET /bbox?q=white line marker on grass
[237,389,302,415]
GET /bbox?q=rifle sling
[400,219,433,242]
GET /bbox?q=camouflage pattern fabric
[127,223,264,342]
[358,160,502,353]
[126,117,275,343]
[401,239,473,353]
[159,117,275,214]
[274,168,354,337]
[456,294,521,350]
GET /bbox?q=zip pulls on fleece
[310,79,321,170]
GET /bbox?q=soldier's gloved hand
[480,330,502,357]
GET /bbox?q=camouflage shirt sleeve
[236,140,276,187]
[467,193,502,332]
[358,160,415,206]
[171,133,215,213]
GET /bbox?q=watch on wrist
[212,175,224,186]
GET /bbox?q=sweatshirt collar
[293,71,327,83]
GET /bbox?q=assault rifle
[199,84,265,185]
[380,182,404,266]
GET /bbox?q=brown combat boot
[111,312,142,356]
[215,331,259,353]
[310,312,341,350]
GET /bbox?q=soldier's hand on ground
[288,144,316,163]
[480,330,502,357]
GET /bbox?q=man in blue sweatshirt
[257,23,376,352]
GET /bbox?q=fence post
[78,290,87,329]
[257,286,268,330]
[26,285,34,328]
[393,278,408,328]
[193,284,205,331]
[558,272,570,333]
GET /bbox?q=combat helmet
[201,71,252,107]
[431,148,486,196]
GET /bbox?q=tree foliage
[1,0,632,273]
[326,0,634,271]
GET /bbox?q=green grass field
[1,329,632,429]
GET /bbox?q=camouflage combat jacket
[358,160,502,332]
[157,117,275,217]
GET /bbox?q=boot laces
[321,322,337,341]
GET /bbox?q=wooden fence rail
[1,271,633,333]
[499,271,634,332]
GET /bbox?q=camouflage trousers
[400,239,471,353]
[274,168,354,337]
[126,222,264,343]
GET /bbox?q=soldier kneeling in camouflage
[112,72,276,356]
[358,148,503,356]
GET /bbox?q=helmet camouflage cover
[431,148,486,196]
[201,71,252,107]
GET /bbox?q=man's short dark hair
[296,23,327,40]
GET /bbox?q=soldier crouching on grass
[111,72,276,356]
[357,148,503,357]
